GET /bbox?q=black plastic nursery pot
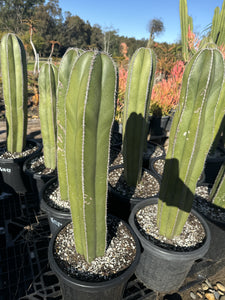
[203,150,225,184]
[48,219,141,300]
[149,155,166,179]
[142,141,166,169]
[0,139,42,194]
[108,165,161,222]
[23,151,56,199]
[129,198,211,293]
[148,114,173,138]
[194,183,225,228]
[40,177,71,234]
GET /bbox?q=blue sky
[58,0,224,44]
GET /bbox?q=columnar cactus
[122,47,156,186]
[57,48,82,200]
[210,161,225,208]
[38,62,58,170]
[211,6,221,43]
[0,33,28,153]
[208,0,225,46]
[57,51,117,262]
[179,0,192,62]
[157,48,225,239]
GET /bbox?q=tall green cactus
[0,33,28,153]
[179,0,189,62]
[211,6,221,43]
[210,161,225,208]
[38,62,58,170]
[210,0,225,46]
[216,0,225,46]
[57,48,82,201]
[122,47,156,186]
[57,51,117,262]
[157,47,225,239]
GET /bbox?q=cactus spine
[122,47,156,186]
[38,62,58,169]
[210,161,225,208]
[0,33,28,153]
[58,51,117,262]
[157,48,225,239]
[57,48,82,201]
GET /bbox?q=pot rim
[129,198,211,261]
[40,177,71,218]
[108,164,161,202]
[0,139,42,163]
[48,218,141,290]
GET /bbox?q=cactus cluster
[38,62,58,170]
[157,47,225,239]
[57,51,117,262]
[122,47,156,186]
[0,33,28,153]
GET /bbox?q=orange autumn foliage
[150,60,185,116]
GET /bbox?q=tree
[90,24,104,49]
[147,18,165,47]
[23,18,40,74]
[0,0,44,34]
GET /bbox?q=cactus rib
[38,62,58,169]
[57,48,82,201]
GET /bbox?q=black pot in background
[23,152,56,200]
[143,141,166,169]
[148,113,174,138]
[0,139,42,194]
[111,121,123,151]
[40,177,71,234]
[108,165,161,222]
[194,183,225,228]
[48,219,141,300]
[203,148,225,184]
[129,198,211,293]
[149,155,166,178]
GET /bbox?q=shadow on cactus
[122,47,156,187]
[123,112,147,186]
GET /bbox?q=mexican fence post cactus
[210,161,225,208]
[157,47,225,239]
[122,47,156,186]
[38,62,58,170]
[0,33,28,153]
[179,0,190,62]
[57,48,82,201]
[57,50,117,262]
[211,6,221,43]
[210,0,225,46]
